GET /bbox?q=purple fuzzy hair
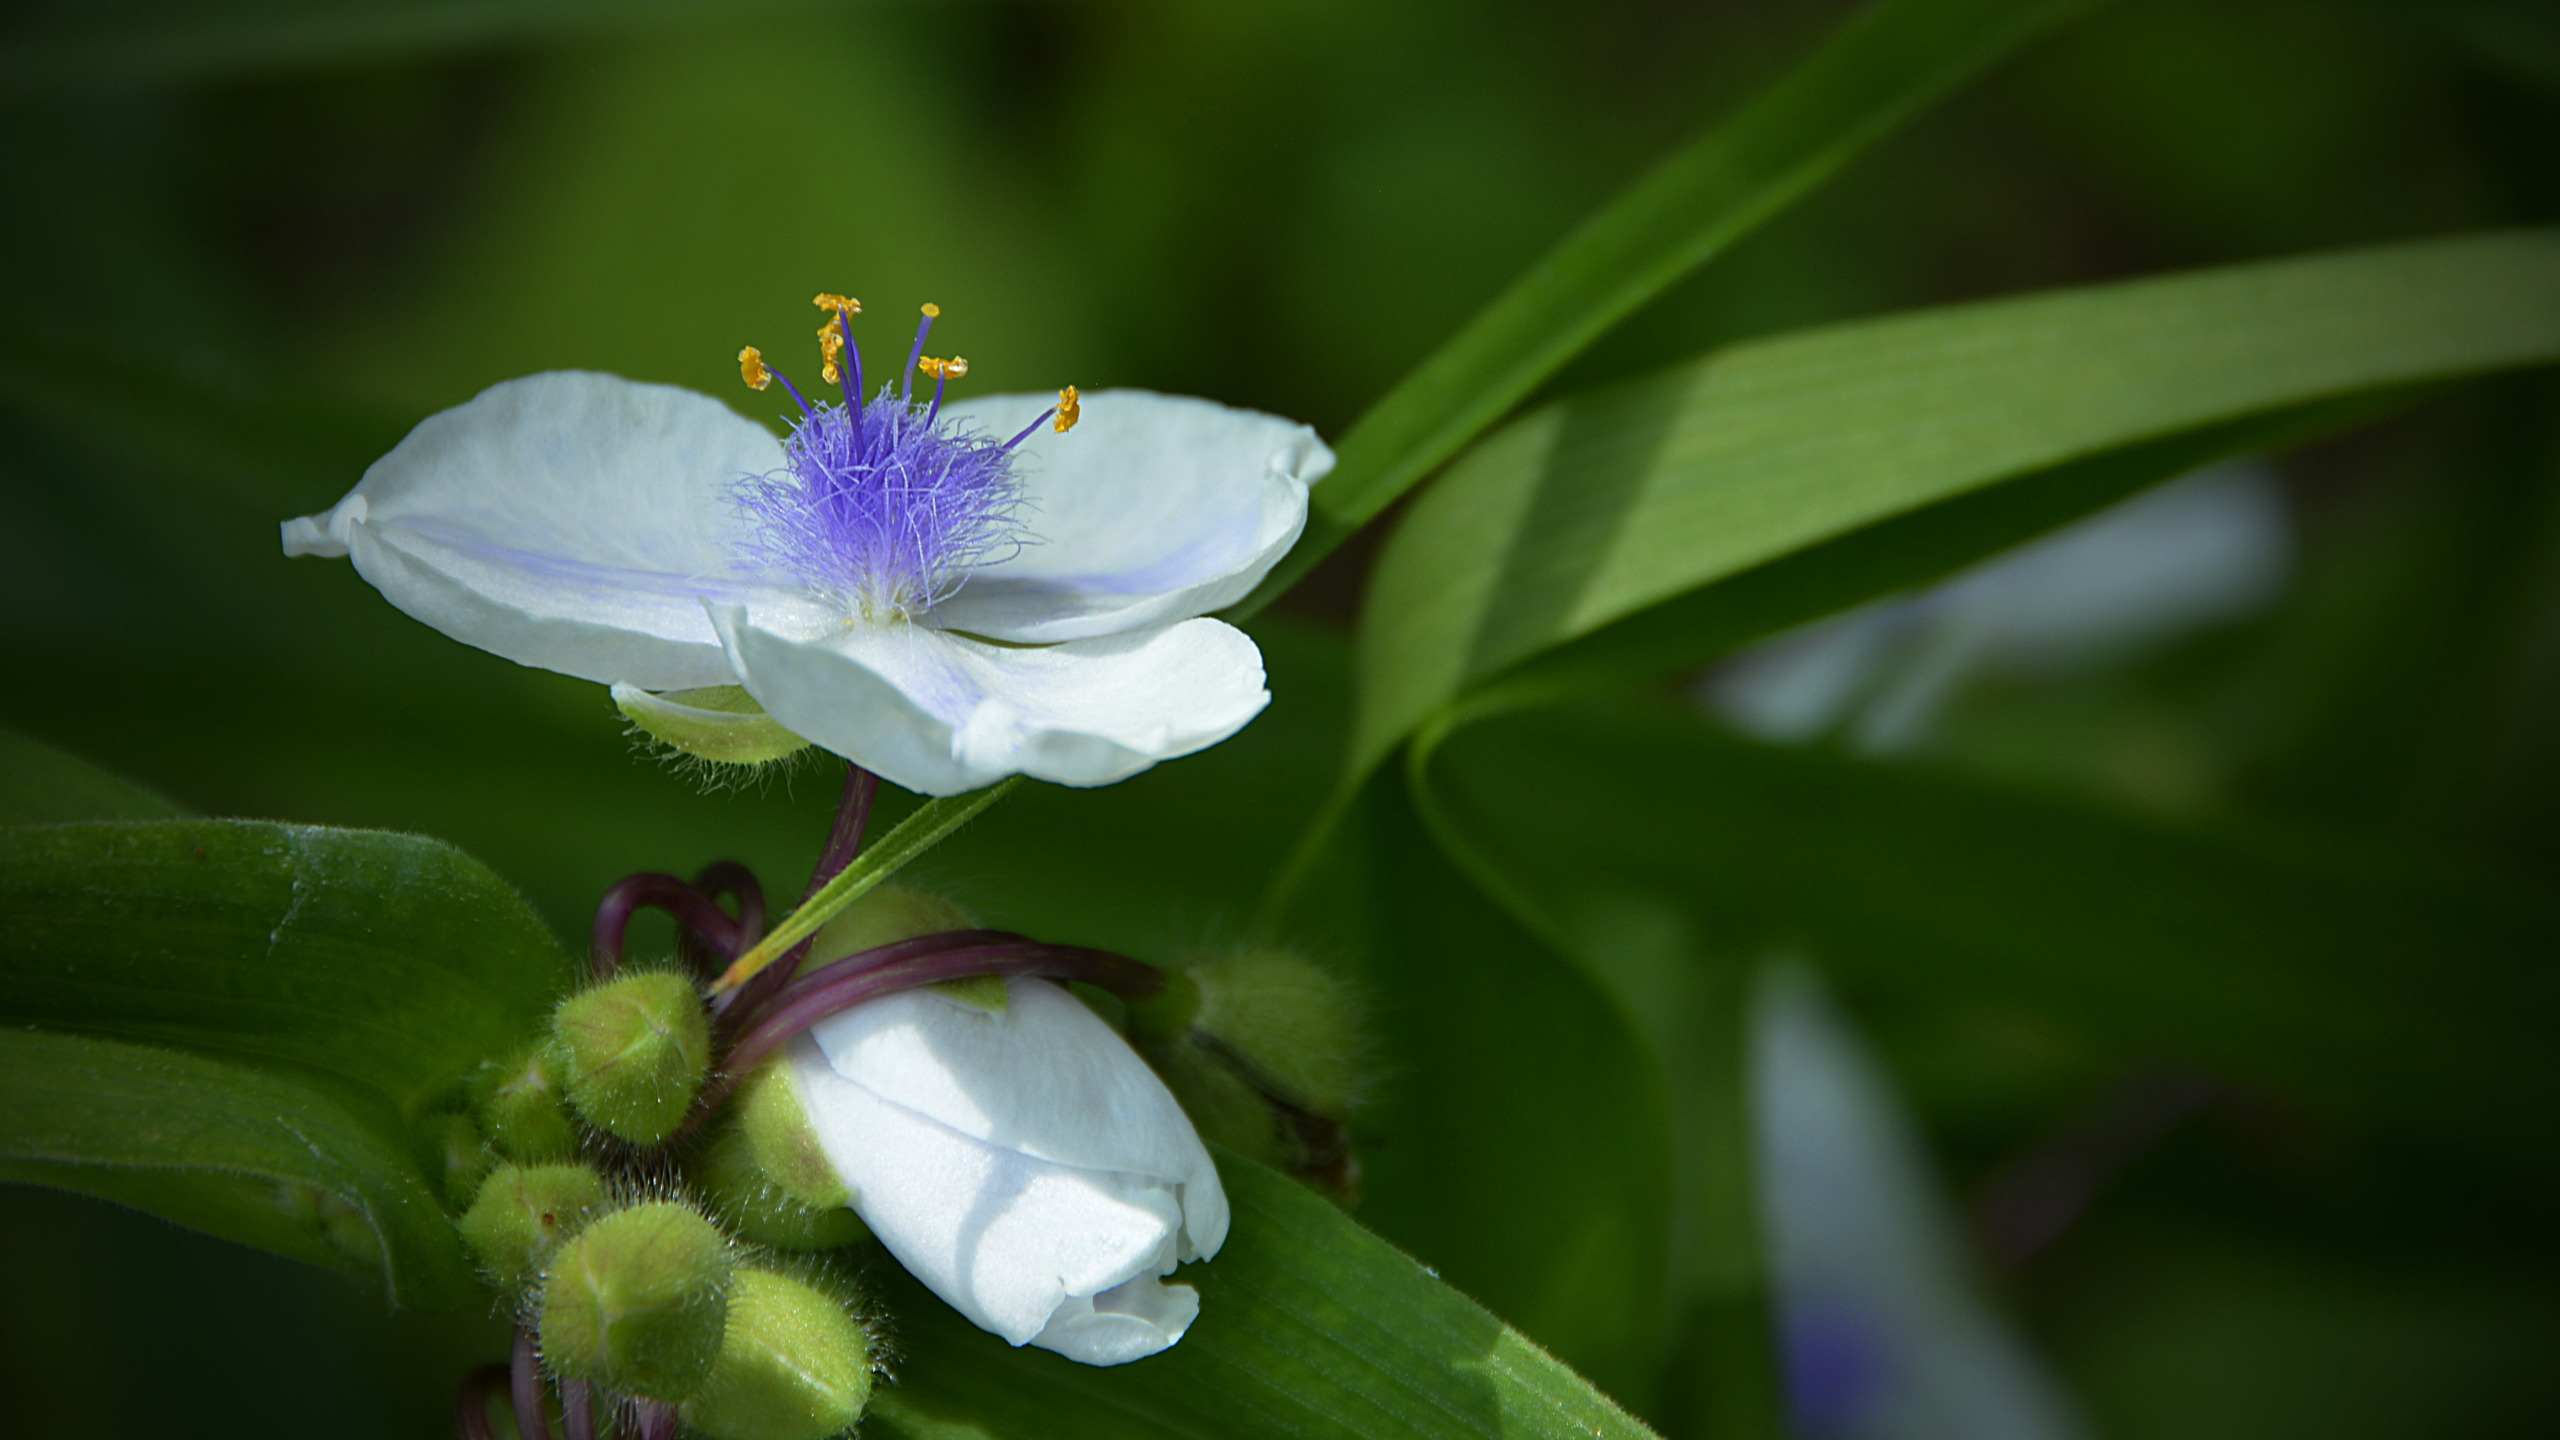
[733,384,1030,620]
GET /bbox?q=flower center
[734,295,1078,623]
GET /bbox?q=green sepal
[613,683,811,766]
[538,1200,735,1400]
[550,970,712,1146]
[680,1267,874,1440]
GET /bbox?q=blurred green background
[2,0,2556,1436]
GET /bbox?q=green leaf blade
[876,1153,1658,1440]
[0,1029,477,1309]
[0,819,574,1107]
[1354,229,2560,772]
[1233,0,2100,615]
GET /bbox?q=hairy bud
[680,1268,874,1440]
[694,1065,868,1251]
[458,1162,609,1291]
[1128,948,1365,1196]
[550,970,712,1145]
[472,1041,581,1163]
[538,1201,735,1400]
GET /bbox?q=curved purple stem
[453,1365,507,1440]
[693,861,767,945]
[509,1328,553,1440]
[723,940,1164,1079]
[636,1400,682,1440]
[560,1379,596,1440]
[591,873,746,980]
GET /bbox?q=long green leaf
[1229,0,2099,617]
[872,1152,1657,1440]
[0,1028,477,1308]
[0,819,573,1108]
[1415,701,2560,1174]
[923,624,1679,1412]
[1352,229,2560,775]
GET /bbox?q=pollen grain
[739,346,772,391]
[1055,385,1081,433]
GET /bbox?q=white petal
[784,1025,1214,1364]
[808,980,1226,1245]
[1033,1273,1203,1366]
[709,604,1269,796]
[929,389,1332,642]
[280,371,793,690]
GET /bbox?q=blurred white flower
[1705,464,2290,754]
[1753,968,2087,1440]
[785,976,1229,1366]
[282,307,1330,795]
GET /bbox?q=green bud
[538,1201,735,1400]
[1133,948,1365,1195]
[691,1064,864,1249]
[471,1042,580,1163]
[695,1118,869,1251]
[1180,949,1363,1115]
[807,883,975,964]
[613,682,811,766]
[680,1269,873,1440]
[550,970,712,1145]
[424,1111,499,1211]
[458,1162,610,1291]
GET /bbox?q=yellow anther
[920,302,941,318]
[739,346,771,392]
[1055,385,1081,433]
[917,356,969,381]
[812,293,860,315]
[817,318,845,384]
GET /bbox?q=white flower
[783,976,1229,1365]
[280,314,1331,795]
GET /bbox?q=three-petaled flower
[283,296,1331,795]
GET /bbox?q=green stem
[710,777,1022,993]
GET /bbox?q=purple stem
[715,765,877,1030]
[560,1380,596,1440]
[636,1401,681,1440]
[693,861,767,945]
[723,940,1163,1079]
[681,931,1030,1135]
[591,873,745,980]
[509,1328,553,1440]
[806,765,879,902]
[453,1365,507,1440]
